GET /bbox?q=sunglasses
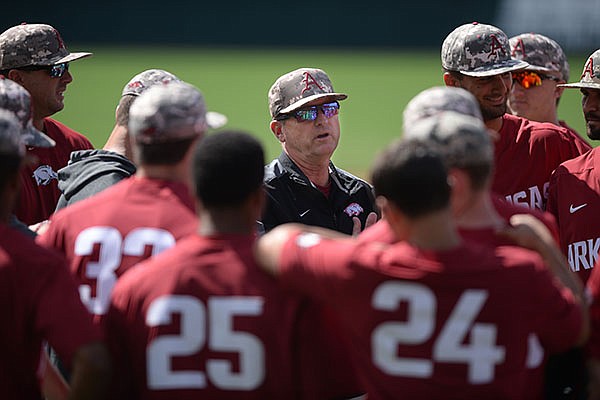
[278,102,340,122]
[19,62,70,78]
[512,70,560,89]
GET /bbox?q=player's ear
[6,69,24,85]
[270,120,285,143]
[443,72,460,88]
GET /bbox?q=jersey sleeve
[278,232,363,303]
[528,259,583,353]
[586,261,600,359]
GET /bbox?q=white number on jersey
[146,295,266,390]
[372,281,505,384]
[75,226,176,315]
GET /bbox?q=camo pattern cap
[510,33,569,81]
[0,23,91,69]
[441,22,528,77]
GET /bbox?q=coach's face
[270,99,341,164]
[446,72,511,122]
[10,68,73,121]
[582,88,600,140]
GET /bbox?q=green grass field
[56,46,591,179]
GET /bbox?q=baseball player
[441,22,587,211]
[0,110,110,399]
[37,82,209,320]
[0,77,56,237]
[546,49,600,284]
[105,131,363,399]
[361,86,560,245]
[0,23,95,225]
[256,119,587,399]
[508,32,591,155]
[261,67,378,235]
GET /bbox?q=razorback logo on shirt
[503,182,549,211]
[32,165,58,186]
[344,202,364,217]
[568,237,600,272]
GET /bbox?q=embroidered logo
[32,165,58,186]
[301,71,324,94]
[510,38,525,57]
[569,203,587,214]
[344,202,364,217]
[582,57,595,80]
[488,34,506,59]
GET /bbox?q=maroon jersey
[559,120,592,156]
[358,195,559,245]
[105,234,360,400]
[585,258,600,359]
[0,224,102,400]
[547,147,600,284]
[37,176,197,317]
[279,233,582,400]
[492,114,585,211]
[15,118,94,225]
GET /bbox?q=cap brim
[279,93,348,115]
[558,81,600,89]
[54,52,93,65]
[460,59,529,77]
[21,124,56,148]
[206,111,228,129]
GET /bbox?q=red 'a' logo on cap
[488,34,506,58]
[53,29,65,49]
[511,38,525,57]
[301,72,324,94]
[581,58,594,79]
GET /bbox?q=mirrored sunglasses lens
[295,109,318,121]
[322,103,339,118]
[514,72,541,89]
[50,63,68,78]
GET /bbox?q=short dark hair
[116,95,136,127]
[136,137,196,166]
[371,139,450,218]
[193,130,264,208]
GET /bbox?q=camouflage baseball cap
[510,33,569,81]
[559,49,600,90]
[403,111,493,169]
[0,109,25,158]
[121,69,181,97]
[441,22,529,77]
[0,23,92,70]
[402,86,482,131]
[0,77,55,147]
[122,69,227,129]
[129,81,208,144]
[268,67,347,119]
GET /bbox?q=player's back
[106,233,330,399]
[280,237,582,399]
[0,224,101,399]
[37,176,198,317]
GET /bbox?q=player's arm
[255,223,349,276]
[498,213,589,345]
[41,350,69,400]
[68,342,111,400]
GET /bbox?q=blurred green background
[56,47,591,179]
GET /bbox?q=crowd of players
[1,19,600,400]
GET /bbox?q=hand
[496,214,552,252]
[352,212,379,237]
